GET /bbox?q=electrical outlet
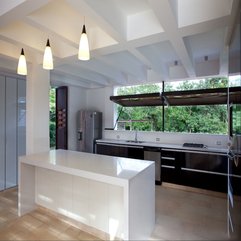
[156,137,160,142]
[216,141,221,145]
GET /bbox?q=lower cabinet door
[161,149,229,193]
[180,152,228,193]
[96,143,128,157]
[128,146,144,159]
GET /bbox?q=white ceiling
[0,0,240,89]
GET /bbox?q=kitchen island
[18,149,155,240]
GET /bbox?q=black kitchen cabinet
[127,145,144,159]
[96,143,144,159]
[180,152,228,192]
[96,143,127,157]
[161,148,229,193]
[161,150,184,184]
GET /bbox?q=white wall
[68,86,87,151]
[102,130,228,149]
[86,86,114,130]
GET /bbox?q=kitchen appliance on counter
[77,110,102,153]
[144,147,161,185]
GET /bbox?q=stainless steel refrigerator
[77,110,102,153]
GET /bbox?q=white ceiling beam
[219,46,229,76]
[180,16,229,37]
[55,55,127,86]
[148,0,196,78]
[127,47,166,81]
[219,0,240,76]
[51,70,104,89]
[97,54,145,81]
[23,16,78,49]
[54,65,109,87]
[0,35,40,63]
[225,0,241,46]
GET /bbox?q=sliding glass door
[0,74,26,191]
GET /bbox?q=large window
[115,77,230,134]
[116,84,163,131]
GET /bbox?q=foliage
[117,84,162,131]
[165,105,227,134]
[233,104,241,134]
[116,78,228,134]
[49,88,56,148]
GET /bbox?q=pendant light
[17,48,27,75]
[78,23,90,61]
[43,38,53,69]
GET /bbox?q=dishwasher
[144,147,161,185]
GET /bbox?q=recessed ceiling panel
[137,41,179,66]
[127,10,164,40]
[102,51,146,78]
[178,0,233,27]
[113,0,150,16]
[0,0,25,16]
[28,0,84,43]
[184,28,225,61]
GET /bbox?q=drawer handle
[161,165,175,169]
[161,157,175,160]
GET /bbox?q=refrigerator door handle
[77,131,82,141]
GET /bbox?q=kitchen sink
[126,140,144,143]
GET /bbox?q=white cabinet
[0,74,26,190]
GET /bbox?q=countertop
[96,139,228,155]
[19,149,154,184]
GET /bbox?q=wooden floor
[0,185,239,240]
[0,188,100,240]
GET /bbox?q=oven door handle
[228,151,240,167]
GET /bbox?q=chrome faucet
[135,130,138,142]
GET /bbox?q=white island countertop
[19,149,155,240]
[20,149,154,186]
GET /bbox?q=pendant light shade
[78,24,90,61]
[43,39,53,69]
[17,48,27,75]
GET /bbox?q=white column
[26,63,50,154]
